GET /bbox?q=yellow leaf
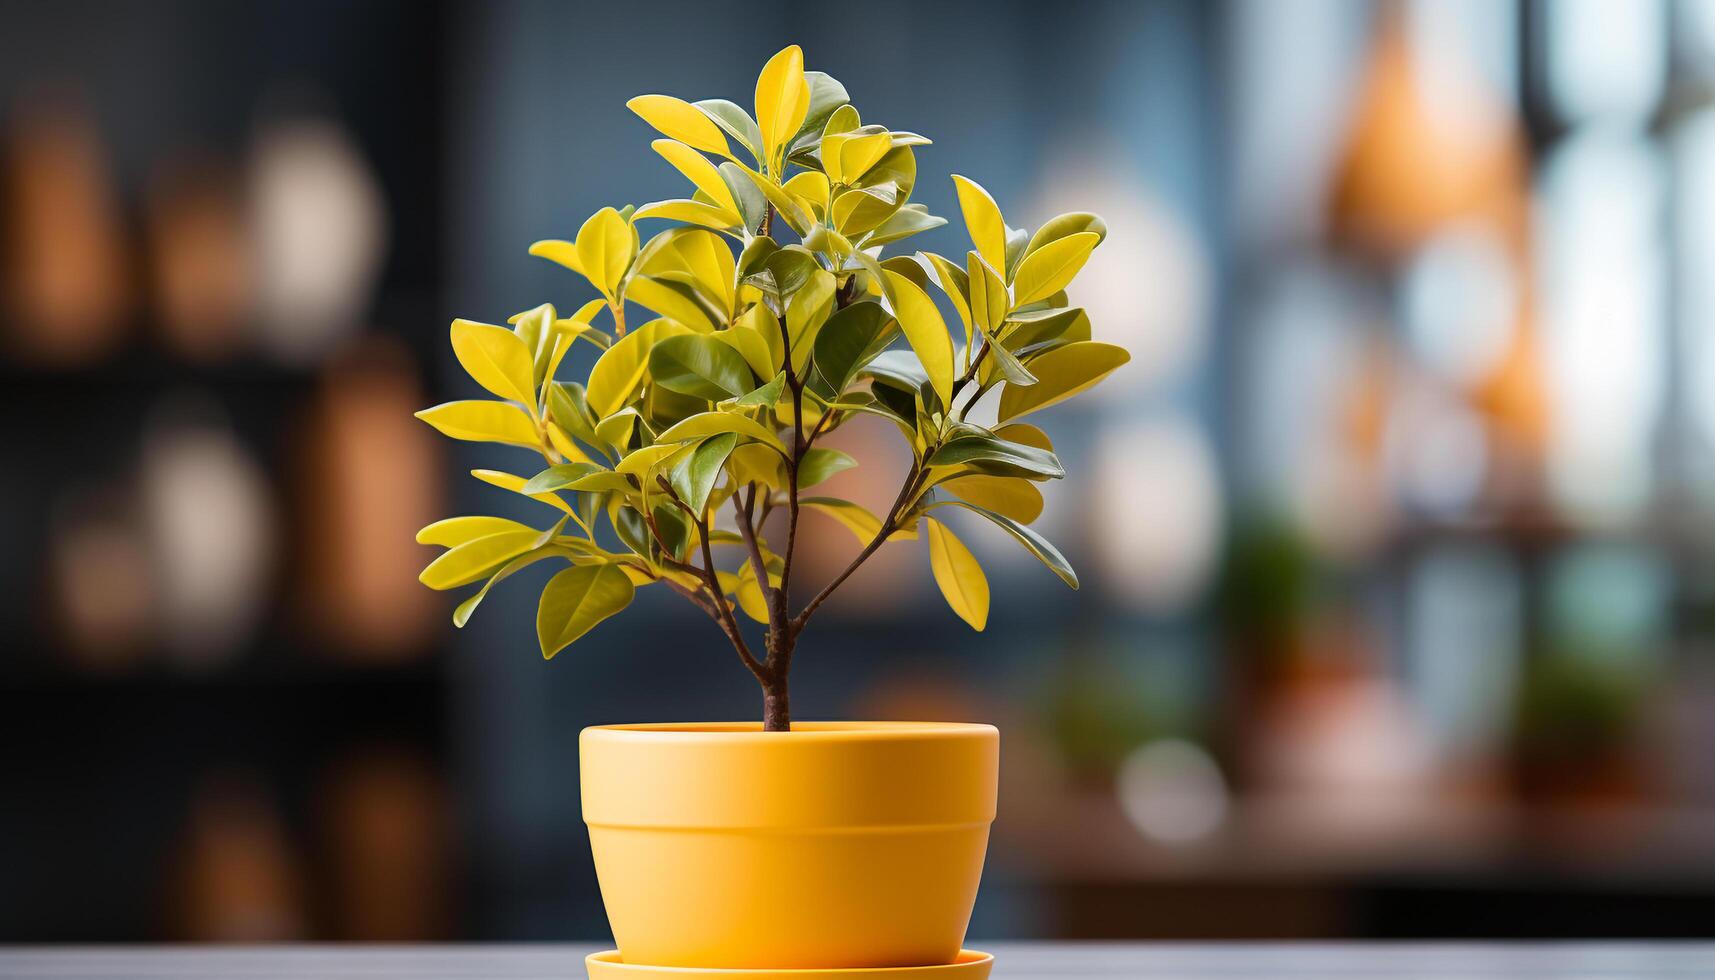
[992,422,1052,451]
[786,269,836,373]
[575,207,636,302]
[416,515,532,548]
[728,442,786,489]
[922,251,973,337]
[656,411,788,454]
[633,198,743,233]
[652,139,739,212]
[735,304,784,376]
[950,175,1008,277]
[713,322,775,380]
[626,274,723,333]
[545,423,594,465]
[470,469,577,517]
[420,529,542,590]
[669,227,737,314]
[615,442,690,477]
[926,517,989,630]
[783,171,830,219]
[451,319,537,407]
[627,94,729,156]
[941,474,1044,525]
[537,564,636,658]
[996,341,1130,422]
[882,270,954,405]
[838,130,893,184]
[528,239,583,275]
[801,497,918,546]
[1012,231,1099,307]
[587,319,692,417]
[734,561,771,622]
[416,400,540,448]
[754,45,810,170]
[965,252,1009,334]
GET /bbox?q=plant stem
[762,671,791,732]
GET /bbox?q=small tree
[417,46,1128,731]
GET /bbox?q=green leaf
[648,334,755,400]
[451,318,537,407]
[1004,224,1029,281]
[1026,212,1108,255]
[656,411,787,454]
[651,502,690,559]
[862,351,939,415]
[564,470,638,494]
[613,505,652,556]
[732,160,814,235]
[928,434,1064,480]
[811,300,895,396]
[669,432,738,513]
[594,408,639,455]
[751,245,820,298]
[981,329,1037,386]
[547,381,602,450]
[996,341,1129,422]
[730,372,786,408]
[1012,232,1099,307]
[882,270,954,406]
[838,146,916,236]
[453,547,567,628]
[863,203,946,248]
[933,499,1078,589]
[1003,307,1090,351]
[415,400,539,448]
[536,564,636,659]
[793,71,851,148]
[719,161,767,230]
[522,462,606,494]
[695,99,763,161]
[796,448,857,489]
[926,517,988,631]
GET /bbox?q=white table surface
[2,942,1713,978]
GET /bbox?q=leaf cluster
[416,46,1129,660]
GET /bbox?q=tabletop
[2,943,1714,978]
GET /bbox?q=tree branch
[695,512,766,679]
[735,485,775,611]
[791,461,925,630]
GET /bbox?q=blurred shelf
[1006,789,1715,885]
[0,653,444,692]
[0,348,323,396]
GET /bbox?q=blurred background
[3,0,1714,944]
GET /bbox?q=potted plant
[416,45,1127,977]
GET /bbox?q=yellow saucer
[585,950,993,980]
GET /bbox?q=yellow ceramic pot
[580,721,998,970]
